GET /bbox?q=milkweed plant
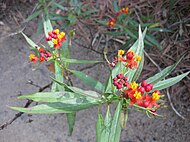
[11,7,189,142]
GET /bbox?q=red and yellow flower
[46,29,66,49]
[107,18,116,28]
[29,47,51,63]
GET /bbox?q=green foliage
[66,113,76,136]
[100,106,111,142]
[152,71,190,92]
[69,69,105,92]
[147,54,185,84]
[96,111,104,142]
[109,101,122,142]
[97,101,122,142]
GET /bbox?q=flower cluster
[122,80,160,108]
[113,74,161,109]
[29,47,51,63]
[46,29,66,49]
[125,51,142,69]
[118,7,129,15]
[111,50,141,69]
[113,74,128,89]
[107,18,116,28]
[107,7,129,28]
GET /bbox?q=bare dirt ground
[0,0,190,142]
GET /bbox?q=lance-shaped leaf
[151,71,189,92]
[69,69,105,92]
[145,34,161,49]
[61,58,102,64]
[10,104,73,114]
[109,101,122,142]
[147,55,185,84]
[18,91,97,103]
[112,0,119,12]
[10,99,100,114]
[100,106,111,142]
[21,32,37,49]
[127,26,147,82]
[67,113,76,136]
[96,111,104,142]
[26,10,42,22]
[51,77,102,100]
[55,60,64,91]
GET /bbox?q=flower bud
[123,77,128,82]
[123,82,129,87]
[149,84,153,90]
[117,84,122,90]
[126,51,134,60]
[145,85,152,92]
[113,77,117,82]
[113,82,119,86]
[143,102,149,108]
[141,80,148,87]
[118,80,123,85]
[39,47,45,53]
[117,74,124,79]
[138,87,145,94]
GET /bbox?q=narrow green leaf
[21,32,37,48]
[124,28,137,39]
[145,34,160,49]
[112,0,119,12]
[81,9,98,16]
[124,26,146,52]
[96,111,104,142]
[17,90,99,103]
[100,106,111,142]
[127,26,146,82]
[35,20,43,36]
[69,69,105,92]
[11,96,102,114]
[18,92,76,102]
[61,58,102,64]
[55,60,64,91]
[66,113,76,136]
[95,20,108,26]
[149,28,171,32]
[109,101,122,142]
[152,71,190,92]
[10,104,73,114]
[51,77,102,100]
[26,10,41,22]
[81,3,90,9]
[125,16,139,27]
[53,2,68,11]
[147,55,184,84]
[68,13,77,24]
